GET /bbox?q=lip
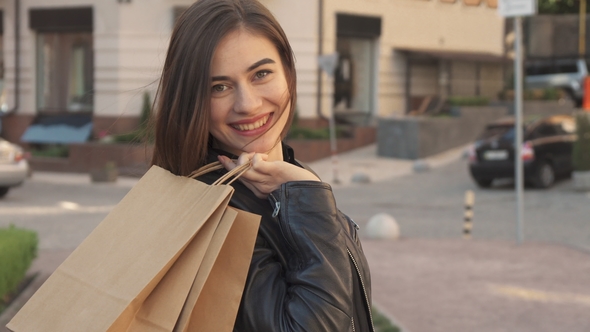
[228,113,274,137]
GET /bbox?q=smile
[231,114,271,131]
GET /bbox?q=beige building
[0,0,506,144]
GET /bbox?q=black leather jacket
[198,145,374,332]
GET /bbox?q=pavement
[2,144,590,332]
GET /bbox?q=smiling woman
[208,30,291,161]
[150,0,374,331]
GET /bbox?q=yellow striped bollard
[463,190,475,239]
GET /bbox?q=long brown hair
[151,0,297,176]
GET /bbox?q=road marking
[0,204,114,215]
[488,284,590,306]
[59,201,80,210]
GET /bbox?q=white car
[525,58,588,107]
[0,138,29,198]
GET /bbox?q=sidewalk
[2,144,590,332]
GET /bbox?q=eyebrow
[211,58,276,82]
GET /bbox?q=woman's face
[209,29,290,160]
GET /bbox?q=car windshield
[478,125,513,140]
[478,124,530,142]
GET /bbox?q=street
[1,154,590,332]
[1,157,589,252]
[334,158,590,253]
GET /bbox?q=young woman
[151,0,374,330]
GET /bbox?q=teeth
[233,115,269,131]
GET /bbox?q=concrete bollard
[365,213,400,240]
[413,159,431,173]
[463,190,475,239]
[351,172,371,184]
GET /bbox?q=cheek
[209,100,227,128]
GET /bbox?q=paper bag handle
[188,161,251,186]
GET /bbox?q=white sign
[498,0,537,17]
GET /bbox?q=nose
[233,85,262,114]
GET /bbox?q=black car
[468,114,577,188]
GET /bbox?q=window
[36,32,93,113]
[334,14,381,116]
[30,7,93,114]
[0,33,5,112]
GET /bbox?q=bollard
[463,190,475,239]
[366,213,400,240]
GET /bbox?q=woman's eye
[212,84,228,92]
[255,70,271,79]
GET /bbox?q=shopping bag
[174,207,259,332]
[7,162,260,332]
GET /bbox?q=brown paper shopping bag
[127,206,259,332]
[7,163,260,332]
[174,207,260,332]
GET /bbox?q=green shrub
[112,91,155,144]
[573,112,590,171]
[447,96,489,107]
[287,125,351,140]
[30,144,69,158]
[372,306,401,332]
[0,226,38,312]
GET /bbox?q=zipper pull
[272,201,280,218]
[269,193,280,218]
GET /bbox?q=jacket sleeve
[234,181,358,332]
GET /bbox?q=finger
[237,152,255,166]
[217,155,237,171]
[250,153,273,174]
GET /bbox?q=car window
[525,61,579,75]
[478,125,513,140]
[556,63,578,73]
[529,124,558,139]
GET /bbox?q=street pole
[514,16,524,245]
[580,0,587,57]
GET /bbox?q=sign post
[498,0,536,245]
[318,52,341,183]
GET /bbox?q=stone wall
[377,106,508,159]
[28,126,376,176]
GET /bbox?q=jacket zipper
[269,193,280,217]
[347,248,375,332]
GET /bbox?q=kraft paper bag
[7,164,260,332]
[175,207,260,332]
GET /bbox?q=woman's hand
[218,153,320,199]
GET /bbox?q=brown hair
[151,0,297,176]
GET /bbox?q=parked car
[525,58,588,107]
[468,114,577,189]
[0,138,29,198]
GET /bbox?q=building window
[30,7,93,114]
[36,32,93,113]
[334,14,381,116]
[334,37,376,114]
[0,34,5,112]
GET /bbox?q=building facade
[0,0,505,144]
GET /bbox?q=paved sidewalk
[2,143,590,331]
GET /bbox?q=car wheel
[475,178,493,188]
[0,187,9,198]
[534,162,555,188]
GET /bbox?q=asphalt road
[333,158,590,253]
[2,156,590,332]
[1,157,589,252]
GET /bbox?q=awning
[395,47,509,63]
[21,113,93,144]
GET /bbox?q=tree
[538,0,589,14]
